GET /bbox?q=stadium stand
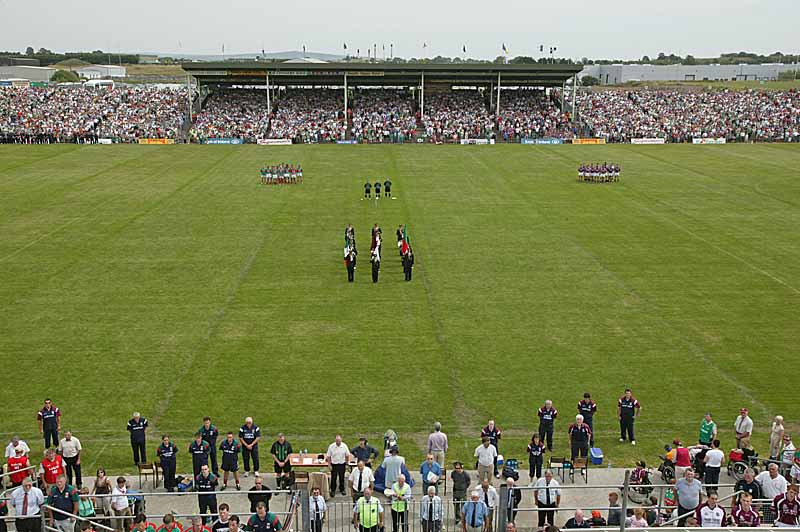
[496,89,573,142]
[421,90,494,142]
[350,89,418,143]
[268,88,346,143]
[190,89,271,142]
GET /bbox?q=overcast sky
[1,0,797,60]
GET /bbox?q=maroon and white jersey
[773,494,800,526]
[695,503,726,527]
[731,506,760,527]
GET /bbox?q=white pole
[495,72,501,117]
[266,70,271,111]
[186,73,192,126]
[420,72,425,118]
[344,72,348,136]
[490,81,493,108]
[571,75,577,125]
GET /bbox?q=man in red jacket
[7,446,31,486]
[39,448,65,492]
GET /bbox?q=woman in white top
[703,440,725,495]
[627,507,648,528]
[771,416,786,459]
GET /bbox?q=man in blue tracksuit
[200,417,220,476]
[196,464,218,524]
[189,432,211,478]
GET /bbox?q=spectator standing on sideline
[420,485,443,532]
[577,393,597,446]
[474,437,498,482]
[309,487,326,532]
[57,430,82,488]
[111,477,131,532]
[38,399,61,449]
[478,479,498,532]
[326,434,350,498]
[674,469,702,526]
[757,463,788,500]
[618,389,641,445]
[461,491,488,532]
[39,448,65,492]
[527,434,545,479]
[699,413,717,446]
[6,435,30,458]
[480,420,502,478]
[349,460,375,502]
[533,470,560,528]
[270,433,293,490]
[190,432,211,478]
[12,477,45,532]
[248,476,272,513]
[196,464,218,524]
[771,416,786,459]
[351,438,379,469]
[420,454,443,495]
[606,492,622,526]
[8,446,31,486]
[703,439,725,495]
[382,446,404,487]
[538,401,558,451]
[354,487,384,532]
[735,408,753,449]
[389,474,412,532]
[427,423,448,467]
[239,417,261,478]
[157,435,179,492]
[220,432,242,490]
[503,477,522,524]
[568,415,591,461]
[732,468,761,509]
[200,417,220,476]
[127,412,148,465]
[92,468,112,528]
[450,462,470,524]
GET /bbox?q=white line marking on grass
[0,217,84,263]
[86,442,108,472]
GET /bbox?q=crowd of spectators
[268,89,346,143]
[350,89,417,143]
[496,90,573,141]
[578,89,800,143]
[422,90,495,142]
[0,86,188,144]
[190,89,271,142]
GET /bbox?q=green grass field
[2,144,799,477]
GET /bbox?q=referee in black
[364,181,372,199]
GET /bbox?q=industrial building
[0,65,55,82]
[76,64,127,79]
[580,63,798,85]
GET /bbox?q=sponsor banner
[522,138,564,145]
[460,139,493,145]
[270,70,310,76]
[336,140,358,144]
[190,70,227,76]
[257,139,292,146]
[137,138,175,145]
[573,138,607,145]
[692,137,727,145]
[98,138,114,145]
[631,138,666,145]
[205,138,243,145]
[0,80,12,87]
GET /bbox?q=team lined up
[260,164,303,185]
[577,163,621,183]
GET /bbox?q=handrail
[0,464,37,479]
[661,490,742,526]
[86,488,293,498]
[42,504,115,532]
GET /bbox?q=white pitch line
[0,217,84,263]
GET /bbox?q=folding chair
[569,458,588,484]
[548,456,567,482]
[137,463,157,489]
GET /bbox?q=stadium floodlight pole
[495,71,501,117]
[343,72,348,124]
[571,74,578,124]
[186,73,192,127]
[420,71,425,118]
[266,70,271,112]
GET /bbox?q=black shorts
[274,463,292,474]
[222,458,239,472]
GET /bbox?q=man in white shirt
[479,479,498,532]
[533,470,560,528]
[309,486,327,532]
[57,430,82,488]
[11,477,45,532]
[696,493,726,527]
[474,437,498,482]
[703,439,725,495]
[757,463,788,499]
[111,476,132,532]
[735,408,754,449]
[5,436,30,458]
[326,434,350,498]
[420,486,443,532]
[349,460,375,502]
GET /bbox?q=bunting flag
[502,43,508,55]
[343,43,347,50]
[462,45,467,54]
[423,42,428,49]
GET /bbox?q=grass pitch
[2,143,799,475]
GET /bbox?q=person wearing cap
[389,474,412,532]
[200,417,220,476]
[239,417,261,478]
[382,445,404,488]
[451,462,471,524]
[420,485,443,532]
[57,430,82,488]
[126,412,149,465]
[349,460,375,502]
[420,453,443,495]
[11,476,45,532]
[427,423,449,467]
[577,393,597,447]
[670,439,692,479]
[5,435,30,458]
[351,438,379,469]
[326,434,351,498]
[308,487,326,532]
[37,399,61,449]
[564,509,590,529]
[7,445,31,486]
[353,486,383,532]
[480,420,502,478]
[461,491,488,532]
[474,437,497,483]
[503,477,522,524]
[157,434,179,492]
[735,408,753,449]
[699,413,717,446]
[270,433,293,490]
[190,432,212,478]
[589,509,607,527]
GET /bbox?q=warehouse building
[0,65,55,82]
[581,63,798,85]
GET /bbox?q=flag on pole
[423,42,428,49]
[303,45,306,55]
[462,45,467,54]
[502,43,508,55]
[343,42,347,50]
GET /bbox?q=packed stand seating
[269,89,346,143]
[351,89,418,143]
[496,89,573,141]
[190,89,271,142]
[578,89,800,143]
[422,90,495,142]
[95,86,187,142]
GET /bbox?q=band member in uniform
[578,393,597,446]
[618,389,641,445]
[537,401,558,451]
[200,418,220,476]
[371,247,380,283]
[156,435,178,492]
[345,245,357,283]
[189,432,211,478]
[567,415,592,461]
[402,245,414,282]
[219,432,241,490]
[127,412,148,465]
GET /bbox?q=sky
[0,0,797,61]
